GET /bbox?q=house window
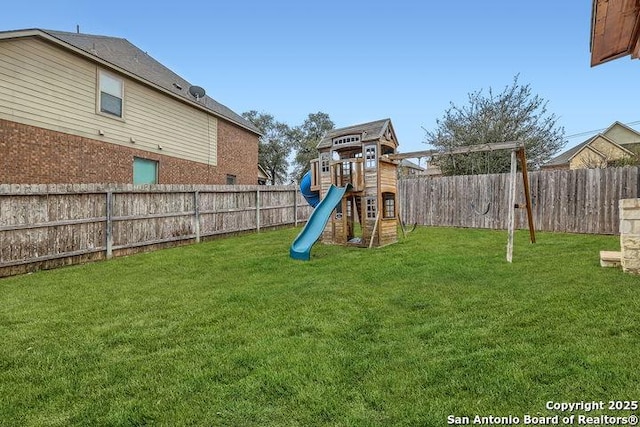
[226,174,237,185]
[366,197,377,219]
[133,157,158,184]
[99,70,123,118]
[365,145,377,169]
[383,193,396,219]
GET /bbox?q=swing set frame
[386,141,535,262]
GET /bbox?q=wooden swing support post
[506,146,535,262]
[387,141,536,262]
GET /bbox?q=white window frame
[98,69,124,119]
[365,145,377,169]
[320,152,330,174]
[366,197,377,219]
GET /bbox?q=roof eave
[590,0,640,67]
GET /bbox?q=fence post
[256,188,261,232]
[106,191,113,259]
[194,191,200,243]
[294,186,298,227]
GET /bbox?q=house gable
[317,118,397,151]
[602,121,640,146]
[570,144,607,169]
[569,134,633,169]
[544,122,639,169]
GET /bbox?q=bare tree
[242,111,291,185]
[289,112,334,182]
[425,75,566,175]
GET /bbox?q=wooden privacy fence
[0,184,312,277]
[399,166,640,235]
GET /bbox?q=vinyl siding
[603,125,640,145]
[0,37,216,166]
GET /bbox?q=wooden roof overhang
[591,0,640,66]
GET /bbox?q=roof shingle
[317,118,391,149]
[36,29,260,135]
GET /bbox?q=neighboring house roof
[0,28,261,136]
[317,118,394,149]
[604,121,635,135]
[544,136,596,168]
[543,132,634,168]
[258,164,271,181]
[591,0,640,66]
[400,159,424,171]
[572,142,611,165]
[601,120,640,144]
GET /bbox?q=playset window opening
[365,145,377,169]
[366,197,377,219]
[333,134,361,146]
[320,153,330,173]
[383,193,396,219]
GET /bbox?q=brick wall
[0,118,259,185]
[619,198,640,275]
[216,119,259,185]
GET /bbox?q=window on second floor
[320,152,330,173]
[365,145,377,169]
[99,70,124,118]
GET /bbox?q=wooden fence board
[3,168,637,277]
[0,185,312,277]
[399,166,639,235]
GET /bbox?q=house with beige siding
[0,28,261,185]
[542,122,639,170]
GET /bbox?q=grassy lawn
[1,226,639,426]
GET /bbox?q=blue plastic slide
[299,170,320,207]
[290,183,351,260]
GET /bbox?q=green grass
[1,227,639,426]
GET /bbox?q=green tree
[242,110,291,185]
[290,112,334,182]
[425,75,565,175]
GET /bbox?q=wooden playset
[308,118,400,248]
[292,118,535,262]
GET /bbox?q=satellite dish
[188,85,206,100]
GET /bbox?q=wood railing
[330,158,364,191]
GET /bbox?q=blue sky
[2,1,639,157]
